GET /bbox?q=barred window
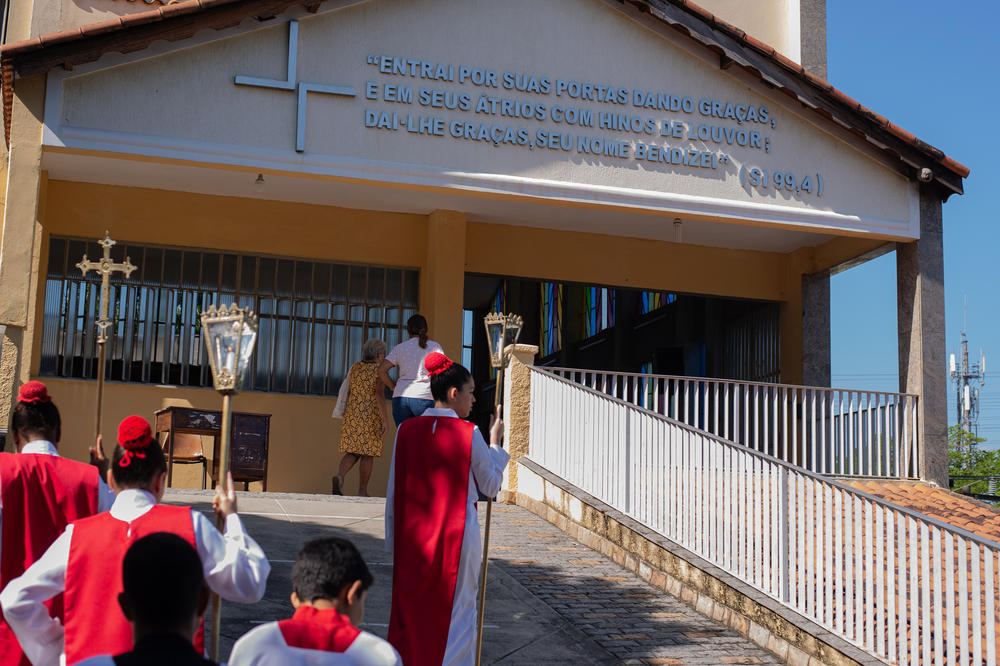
[40,237,419,395]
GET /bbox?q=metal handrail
[531,367,994,549]
[527,366,999,664]
[545,366,918,398]
[548,367,919,479]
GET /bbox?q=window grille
[40,237,419,395]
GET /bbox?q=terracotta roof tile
[800,68,833,93]
[0,0,973,185]
[844,479,1000,544]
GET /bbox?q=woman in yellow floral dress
[331,338,388,496]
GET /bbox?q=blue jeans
[392,397,435,427]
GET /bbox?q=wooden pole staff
[475,363,504,666]
[75,232,136,442]
[209,392,233,661]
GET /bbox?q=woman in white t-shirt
[378,314,444,426]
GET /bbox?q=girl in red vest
[385,352,508,666]
[0,381,112,666]
[0,415,271,665]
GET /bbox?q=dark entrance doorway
[462,274,780,423]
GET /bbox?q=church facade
[0,0,966,494]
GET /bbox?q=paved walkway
[165,490,781,665]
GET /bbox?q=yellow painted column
[779,254,806,387]
[420,210,466,358]
[0,75,47,433]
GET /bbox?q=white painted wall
[48,0,912,237]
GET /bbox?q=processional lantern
[483,312,524,370]
[475,311,522,666]
[201,303,259,395]
[199,302,258,662]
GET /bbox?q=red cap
[424,352,454,376]
[118,415,152,450]
[18,381,51,404]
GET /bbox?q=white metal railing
[548,368,919,479]
[528,367,998,666]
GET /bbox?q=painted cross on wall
[234,20,356,152]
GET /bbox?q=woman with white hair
[331,338,389,496]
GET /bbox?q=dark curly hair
[10,400,60,444]
[111,440,167,489]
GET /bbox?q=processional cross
[76,231,137,440]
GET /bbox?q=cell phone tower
[949,320,986,448]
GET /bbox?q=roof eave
[1,0,969,196]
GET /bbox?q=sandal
[332,475,343,495]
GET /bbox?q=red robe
[62,505,204,665]
[279,606,360,652]
[0,453,99,666]
[387,416,473,666]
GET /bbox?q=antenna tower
[949,304,986,454]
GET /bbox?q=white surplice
[0,488,271,666]
[384,407,509,666]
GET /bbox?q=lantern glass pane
[236,320,258,383]
[485,321,504,368]
[206,318,240,380]
[505,319,523,347]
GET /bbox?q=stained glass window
[639,291,676,315]
[584,287,615,338]
[540,282,562,356]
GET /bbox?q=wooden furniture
[155,407,271,491]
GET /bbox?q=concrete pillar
[419,210,466,359]
[801,270,831,387]
[781,246,831,388]
[779,255,805,386]
[502,344,537,499]
[799,0,827,80]
[0,74,47,432]
[897,185,948,485]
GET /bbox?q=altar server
[228,536,400,665]
[0,381,113,666]
[385,353,508,666]
[0,415,270,666]
[74,533,216,666]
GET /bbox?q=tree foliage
[948,425,1000,497]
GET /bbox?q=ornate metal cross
[75,231,137,439]
[76,231,136,343]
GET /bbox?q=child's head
[118,532,208,639]
[10,381,61,449]
[291,537,373,626]
[110,416,167,496]
[426,353,475,418]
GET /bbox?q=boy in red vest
[0,381,113,666]
[385,352,508,666]
[0,415,270,665]
[75,532,216,666]
[228,536,400,665]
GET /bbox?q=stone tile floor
[165,490,782,665]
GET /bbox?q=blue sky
[826,2,999,445]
